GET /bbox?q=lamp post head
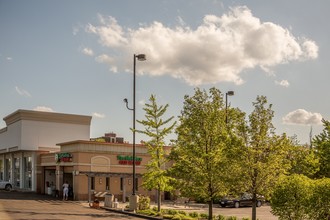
[123,98,128,103]
[135,54,146,61]
[226,91,234,96]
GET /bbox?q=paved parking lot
[0,190,139,220]
[0,190,278,220]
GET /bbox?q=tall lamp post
[225,91,234,124]
[124,54,146,210]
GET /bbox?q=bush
[178,210,187,215]
[308,178,330,220]
[226,217,238,220]
[216,215,226,220]
[271,174,312,220]
[163,214,173,219]
[199,213,208,219]
[241,218,250,220]
[138,195,150,210]
[189,212,199,218]
[168,209,178,215]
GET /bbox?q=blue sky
[0,0,328,145]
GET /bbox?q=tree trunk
[157,187,161,212]
[252,193,257,220]
[208,200,213,220]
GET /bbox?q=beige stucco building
[41,140,171,202]
[0,109,171,202]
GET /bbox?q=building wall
[0,109,92,192]
[40,141,169,202]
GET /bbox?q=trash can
[104,194,114,208]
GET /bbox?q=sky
[0,0,329,145]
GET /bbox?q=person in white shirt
[62,181,69,201]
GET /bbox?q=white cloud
[33,106,54,112]
[85,6,318,86]
[275,80,290,87]
[82,47,94,56]
[95,54,118,72]
[6,57,12,61]
[15,86,31,97]
[93,112,105,118]
[283,109,322,125]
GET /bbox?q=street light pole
[124,54,146,197]
[225,91,234,124]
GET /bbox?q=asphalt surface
[0,190,140,220]
[0,190,278,220]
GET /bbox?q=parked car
[220,193,264,208]
[0,180,12,191]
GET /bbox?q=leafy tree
[238,96,292,220]
[136,94,176,212]
[287,145,319,178]
[169,87,244,220]
[271,174,312,220]
[313,119,330,178]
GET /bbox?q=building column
[55,165,63,197]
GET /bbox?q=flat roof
[3,109,92,126]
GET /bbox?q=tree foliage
[313,119,330,178]
[136,94,176,211]
[169,87,244,220]
[237,96,292,220]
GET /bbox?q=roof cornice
[3,109,92,126]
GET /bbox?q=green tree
[287,145,319,178]
[313,119,330,178]
[239,96,292,220]
[136,94,176,212]
[271,174,312,220]
[169,87,243,220]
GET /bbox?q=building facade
[40,140,171,202]
[0,109,170,202]
[0,109,91,191]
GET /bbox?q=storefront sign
[117,155,142,165]
[55,153,72,163]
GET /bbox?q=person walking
[62,181,69,201]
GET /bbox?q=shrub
[163,214,173,219]
[168,209,178,215]
[216,215,226,220]
[226,217,238,220]
[188,212,199,218]
[178,210,187,215]
[241,218,250,220]
[138,195,150,210]
[172,214,182,220]
[308,178,330,220]
[271,174,312,220]
[199,213,208,219]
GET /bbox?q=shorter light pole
[225,91,234,124]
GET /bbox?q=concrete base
[129,194,139,211]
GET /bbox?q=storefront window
[5,158,11,181]
[14,158,20,187]
[120,177,123,191]
[91,177,95,190]
[23,157,32,189]
[106,177,110,190]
